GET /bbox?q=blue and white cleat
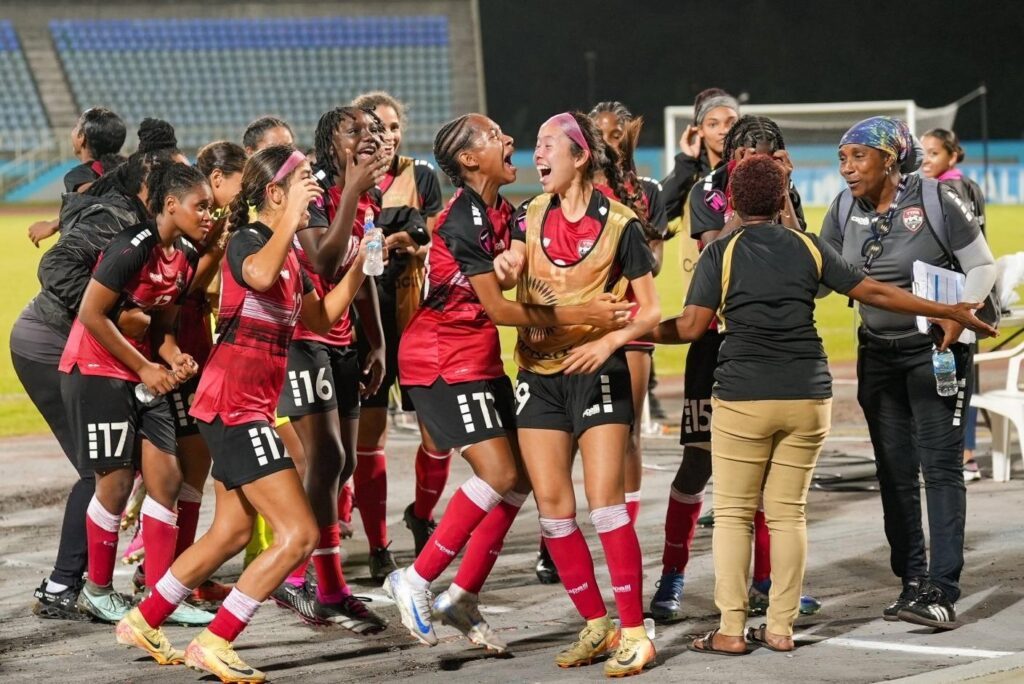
[432,589,507,653]
[383,568,437,646]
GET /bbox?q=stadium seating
[51,17,453,149]
[0,21,51,152]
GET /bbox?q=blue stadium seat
[50,16,453,149]
[0,22,51,152]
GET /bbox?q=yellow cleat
[243,515,274,569]
[184,629,266,683]
[604,626,656,677]
[115,607,184,666]
[555,616,619,668]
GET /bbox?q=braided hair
[226,145,300,232]
[587,102,650,226]
[85,148,175,219]
[145,162,209,216]
[433,114,479,187]
[137,118,179,156]
[723,115,785,161]
[312,106,384,181]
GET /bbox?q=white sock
[46,580,70,594]
[404,566,430,591]
[222,588,261,624]
[87,495,121,533]
[141,495,178,526]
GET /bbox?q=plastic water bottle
[362,210,384,277]
[932,348,958,397]
[134,383,161,406]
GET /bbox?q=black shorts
[61,367,176,471]
[355,294,414,411]
[198,417,295,490]
[168,375,201,438]
[406,376,516,451]
[515,351,633,436]
[277,340,361,420]
[680,330,722,446]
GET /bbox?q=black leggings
[12,352,94,586]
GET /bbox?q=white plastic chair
[972,340,1024,482]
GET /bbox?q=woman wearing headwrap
[820,116,997,631]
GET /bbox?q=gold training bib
[381,156,426,331]
[514,193,633,375]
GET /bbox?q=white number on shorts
[455,391,502,434]
[289,367,334,406]
[247,426,284,467]
[87,421,129,460]
[683,399,712,434]
[515,382,530,416]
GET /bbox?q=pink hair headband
[271,149,307,184]
[544,112,590,156]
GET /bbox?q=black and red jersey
[191,223,314,426]
[399,187,513,387]
[292,184,379,347]
[59,222,199,382]
[176,291,213,371]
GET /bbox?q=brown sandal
[745,624,794,652]
[687,628,750,656]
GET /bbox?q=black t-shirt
[227,222,315,294]
[639,177,669,239]
[688,164,806,240]
[687,223,864,400]
[63,162,101,193]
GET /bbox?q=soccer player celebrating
[59,163,213,624]
[384,113,631,653]
[116,146,373,682]
[164,141,246,608]
[349,91,445,577]
[506,112,660,676]
[268,107,390,633]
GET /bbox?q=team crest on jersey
[902,207,924,232]
[704,189,727,214]
[577,239,595,258]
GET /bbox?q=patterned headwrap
[839,116,922,173]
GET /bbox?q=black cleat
[271,581,329,626]
[535,544,560,585]
[403,503,437,557]
[898,581,959,630]
[368,545,399,582]
[883,577,923,621]
[33,580,90,622]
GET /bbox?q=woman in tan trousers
[647,154,994,655]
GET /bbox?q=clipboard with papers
[911,260,975,344]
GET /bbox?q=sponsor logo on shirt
[851,215,870,226]
[902,207,924,233]
[704,189,727,214]
[149,271,164,283]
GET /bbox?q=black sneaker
[898,581,959,630]
[883,577,924,621]
[403,503,436,557]
[270,581,329,626]
[33,579,90,621]
[368,545,399,582]
[535,543,560,585]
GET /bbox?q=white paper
[912,260,974,344]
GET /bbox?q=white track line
[797,635,1013,659]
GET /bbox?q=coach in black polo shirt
[647,155,993,656]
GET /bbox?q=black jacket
[660,148,714,222]
[33,191,142,336]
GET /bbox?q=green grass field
[2,205,1022,437]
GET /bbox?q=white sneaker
[432,589,507,653]
[383,569,437,646]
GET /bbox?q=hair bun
[137,118,178,154]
